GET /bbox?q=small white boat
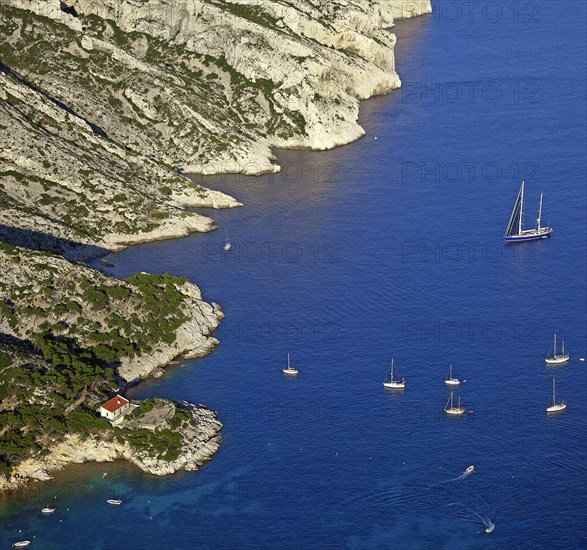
[282,353,299,376]
[485,522,495,533]
[223,228,231,251]
[444,364,460,386]
[383,359,405,389]
[12,542,31,548]
[546,377,567,413]
[102,472,108,478]
[545,333,569,365]
[106,499,123,505]
[444,392,465,415]
[41,507,55,513]
[465,465,475,474]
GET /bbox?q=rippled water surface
[2,1,586,548]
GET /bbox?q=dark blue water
[2,1,586,548]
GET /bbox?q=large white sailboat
[546,377,566,413]
[444,392,465,415]
[282,353,299,376]
[444,364,460,386]
[545,333,569,365]
[504,181,553,242]
[383,359,405,389]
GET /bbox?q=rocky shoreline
[0,403,222,492]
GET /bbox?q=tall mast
[288,353,290,369]
[552,378,556,406]
[554,333,557,357]
[519,181,525,234]
[537,192,543,230]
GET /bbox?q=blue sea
[1,1,586,548]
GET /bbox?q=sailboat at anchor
[383,359,405,389]
[444,392,465,415]
[504,181,553,242]
[546,377,566,413]
[444,364,460,386]
[545,333,569,365]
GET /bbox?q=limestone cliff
[2,0,431,177]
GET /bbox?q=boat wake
[347,466,477,511]
[448,502,495,533]
[429,466,475,487]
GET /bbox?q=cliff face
[1,0,430,254]
[2,0,431,176]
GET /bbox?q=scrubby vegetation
[0,245,210,478]
[0,339,200,475]
[0,246,191,365]
[0,337,114,475]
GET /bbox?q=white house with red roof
[100,394,130,421]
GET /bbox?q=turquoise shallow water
[2,1,586,548]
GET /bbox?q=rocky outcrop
[0,244,222,381]
[117,285,223,381]
[0,404,222,491]
[0,66,241,260]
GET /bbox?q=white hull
[107,499,122,505]
[445,408,465,416]
[41,507,55,513]
[546,403,567,413]
[485,523,495,534]
[545,355,569,365]
[224,244,231,251]
[12,543,31,548]
[383,381,405,389]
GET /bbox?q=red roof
[101,395,129,413]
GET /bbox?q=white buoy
[580,358,585,362]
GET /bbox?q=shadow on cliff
[0,225,109,262]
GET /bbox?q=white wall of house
[100,402,130,420]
